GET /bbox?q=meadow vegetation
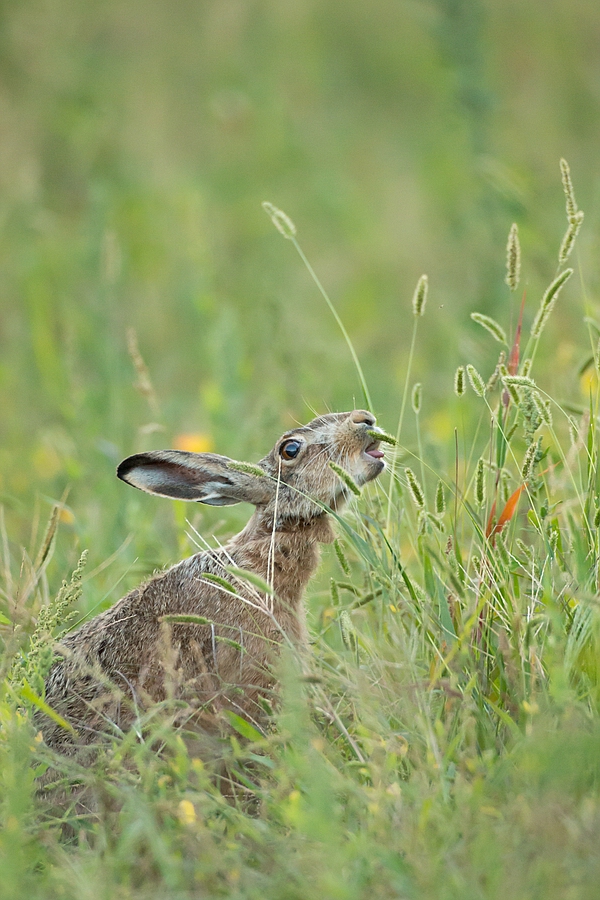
[2,2,600,897]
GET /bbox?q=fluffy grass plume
[560,157,578,220]
[262,201,297,238]
[505,222,521,291]
[412,274,428,317]
[334,538,351,574]
[228,460,267,477]
[521,436,541,480]
[474,457,485,506]
[530,268,574,338]
[411,382,422,414]
[404,466,425,508]
[470,312,507,344]
[559,209,584,265]
[368,429,397,445]
[329,460,362,496]
[435,478,446,515]
[532,391,553,427]
[502,374,536,388]
[466,363,486,397]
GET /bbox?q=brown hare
[40,410,386,754]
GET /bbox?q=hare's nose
[350,410,376,427]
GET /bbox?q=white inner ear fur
[122,463,212,501]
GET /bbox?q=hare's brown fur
[41,410,386,753]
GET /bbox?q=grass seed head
[496,531,511,568]
[475,458,486,507]
[522,437,542,481]
[516,538,534,564]
[454,365,466,397]
[368,429,397,445]
[499,364,520,404]
[560,158,578,221]
[339,610,357,652]
[568,416,579,445]
[559,210,584,266]
[411,382,422,414]
[329,461,362,496]
[334,539,350,575]
[435,479,446,516]
[531,268,573,338]
[226,566,275,596]
[466,364,486,397]
[417,510,429,535]
[201,573,238,594]
[161,614,212,625]
[504,374,536,388]
[405,467,425,509]
[505,223,521,292]
[501,470,511,504]
[9,549,88,692]
[471,312,507,345]
[520,387,543,438]
[412,275,428,317]
[330,578,340,605]
[532,392,552,427]
[228,461,266,477]
[262,201,297,238]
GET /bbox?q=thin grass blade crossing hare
[39,410,386,755]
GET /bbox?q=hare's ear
[117,451,275,507]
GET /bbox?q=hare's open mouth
[364,440,384,460]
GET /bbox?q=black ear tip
[117,454,145,484]
[116,459,131,483]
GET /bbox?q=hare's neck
[228,513,334,608]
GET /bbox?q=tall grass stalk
[386,288,425,531]
[263,202,373,411]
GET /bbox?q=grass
[2,4,600,895]
[2,167,600,899]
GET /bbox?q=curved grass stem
[290,237,373,411]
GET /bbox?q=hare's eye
[280,440,302,460]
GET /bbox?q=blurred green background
[1,0,599,608]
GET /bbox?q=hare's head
[117,409,385,526]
